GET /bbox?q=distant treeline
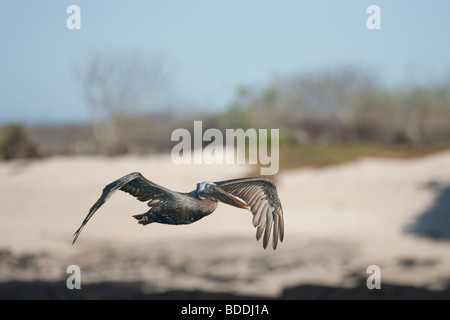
[229,67,450,146]
[1,67,449,160]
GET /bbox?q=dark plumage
[73,172,284,249]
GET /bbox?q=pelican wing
[72,172,176,244]
[214,177,284,250]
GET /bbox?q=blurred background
[1,1,450,299]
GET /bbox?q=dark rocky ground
[1,279,450,300]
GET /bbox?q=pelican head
[197,181,250,210]
[196,181,216,199]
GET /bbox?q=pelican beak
[212,186,251,211]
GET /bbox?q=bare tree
[77,51,175,154]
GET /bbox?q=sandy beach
[1,151,450,299]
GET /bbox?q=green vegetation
[234,67,450,147]
[2,67,450,168]
[278,143,449,169]
[0,125,39,160]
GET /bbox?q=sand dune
[1,151,450,297]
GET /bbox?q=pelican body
[73,173,284,249]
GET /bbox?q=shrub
[0,124,39,160]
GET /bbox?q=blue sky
[1,1,449,124]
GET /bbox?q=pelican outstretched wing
[214,177,284,250]
[72,172,175,244]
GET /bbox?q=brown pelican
[73,172,284,249]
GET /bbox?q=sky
[0,1,449,125]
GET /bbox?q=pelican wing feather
[72,172,175,244]
[214,177,284,249]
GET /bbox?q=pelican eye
[198,181,216,191]
[197,181,216,200]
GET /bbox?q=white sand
[1,151,450,296]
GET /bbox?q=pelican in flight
[73,173,284,249]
